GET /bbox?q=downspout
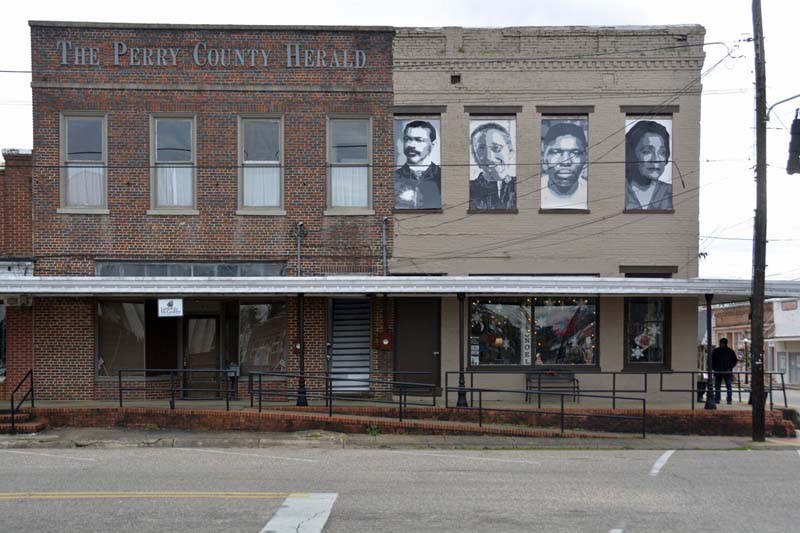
[381,216,389,276]
[294,221,304,276]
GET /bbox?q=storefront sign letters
[55,40,367,69]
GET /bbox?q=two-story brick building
[2,21,799,406]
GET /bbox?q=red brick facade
[1,22,397,401]
[0,152,33,258]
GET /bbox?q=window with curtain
[241,119,281,208]
[154,118,194,208]
[329,118,370,208]
[64,116,105,208]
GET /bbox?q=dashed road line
[175,448,316,463]
[0,449,96,462]
[261,492,338,533]
[650,450,675,476]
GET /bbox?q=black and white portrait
[469,118,517,210]
[540,118,589,210]
[625,118,673,211]
[394,118,441,210]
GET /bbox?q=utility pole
[750,0,767,441]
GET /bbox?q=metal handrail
[248,370,436,422]
[117,369,237,411]
[445,370,649,410]
[443,384,647,438]
[9,369,35,434]
[659,370,788,410]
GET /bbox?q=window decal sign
[158,298,183,317]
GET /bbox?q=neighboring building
[711,299,800,385]
[770,299,800,384]
[2,21,798,404]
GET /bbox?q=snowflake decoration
[631,346,645,360]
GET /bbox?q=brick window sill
[57,207,110,215]
[236,208,287,216]
[323,208,375,216]
[147,209,200,216]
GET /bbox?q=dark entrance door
[394,298,441,390]
[183,316,220,398]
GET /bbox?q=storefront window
[625,297,669,367]
[97,302,145,377]
[534,298,597,365]
[469,297,597,367]
[239,303,287,374]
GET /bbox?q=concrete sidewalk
[1,426,798,451]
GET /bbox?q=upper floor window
[151,116,195,211]
[61,114,106,210]
[328,117,371,210]
[239,118,282,212]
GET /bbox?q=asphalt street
[1,445,799,532]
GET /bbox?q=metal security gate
[329,299,371,392]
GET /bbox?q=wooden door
[394,298,441,391]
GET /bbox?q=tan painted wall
[439,296,699,403]
[391,26,704,278]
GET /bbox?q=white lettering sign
[57,41,367,69]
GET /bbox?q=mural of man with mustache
[394,120,441,210]
[469,122,516,210]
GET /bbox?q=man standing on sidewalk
[712,338,739,405]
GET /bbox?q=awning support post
[457,292,468,407]
[704,293,717,410]
[296,292,308,406]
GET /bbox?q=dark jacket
[394,163,441,209]
[469,173,516,210]
[711,346,738,373]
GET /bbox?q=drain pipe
[294,221,305,276]
[381,216,389,275]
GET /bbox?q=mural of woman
[624,119,673,210]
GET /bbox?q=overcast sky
[1,0,798,280]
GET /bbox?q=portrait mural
[469,118,517,210]
[394,118,442,210]
[624,117,673,211]
[540,117,589,210]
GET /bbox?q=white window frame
[59,112,109,214]
[325,115,374,215]
[237,115,285,215]
[148,114,198,215]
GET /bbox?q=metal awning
[1,276,799,302]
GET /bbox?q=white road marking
[175,448,315,463]
[650,450,675,476]
[261,492,338,533]
[388,450,540,465]
[609,529,624,533]
[0,449,96,462]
